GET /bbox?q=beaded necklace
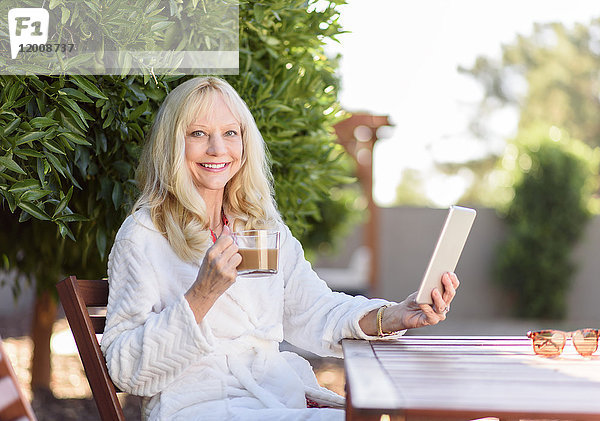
[210,211,229,243]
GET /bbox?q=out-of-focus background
[311,0,600,324]
[2,1,600,419]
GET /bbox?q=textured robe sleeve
[100,236,216,396]
[280,224,404,357]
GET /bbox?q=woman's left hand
[359,272,459,335]
[384,272,459,331]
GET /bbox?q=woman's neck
[202,190,225,231]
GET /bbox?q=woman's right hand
[185,225,241,323]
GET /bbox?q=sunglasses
[527,329,600,357]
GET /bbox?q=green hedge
[494,125,599,319]
[0,0,357,296]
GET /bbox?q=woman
[100,76,458,421]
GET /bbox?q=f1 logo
[8,8,49,59]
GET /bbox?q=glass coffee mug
[233,230,280,276]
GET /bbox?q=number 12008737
[18,43,75,53]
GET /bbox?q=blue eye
[191,130,207,137]
[225,130,238,136]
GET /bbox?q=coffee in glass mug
[233,230,280,276]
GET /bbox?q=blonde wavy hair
[134,76,281,262]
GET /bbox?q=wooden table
[342,336,600,420]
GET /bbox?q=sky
[324,0,599,206]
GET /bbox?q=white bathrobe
[100,208,402,420]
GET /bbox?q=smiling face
[184,93,243,198]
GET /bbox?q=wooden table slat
[342,339,405,410]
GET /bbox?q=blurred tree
[436,156,502,208]
[457,20,600,318]
[462,20,600,147]
[440,19,600,206]
[393,169,434,207]
[0,0,355,393]
[303,184,365,262]
[493,125,599,319]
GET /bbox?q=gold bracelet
[376,304,392,337]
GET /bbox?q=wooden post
[334,114,391,296]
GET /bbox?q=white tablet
[415,206,476,305]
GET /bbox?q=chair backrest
[0,336,37,421]
[56,276,125,421]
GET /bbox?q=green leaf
[35,96,47,115]
[43,151,66,177]
[9,179,40,193]
[7,82,24,104]
[96,132,108,153]
[41,140,66,155]
[60,108,88,133]
[129,101,149,121]
[63,164,82,190]
[18,201,51,221]
[0,188,17,212]
[36,157,46,185]
[53,186,73,217]
[70,75,108,100]
[63,53,97,72]
[13,95,33,109]
[102,111,115,129]
[127,122,144,141]
[253,4,264,22]
[57,220,75,241]
[2,117,21,137]
[120,52,133,78]
[145,0,161,14]
[21,189,52,202]
[151,21,173,32]
[96,227,107,260]
[59,97,89,128]
[169,0,179,17]
[112,160,132,176]
[100,102,109,119]
[30,117,57,129]
[112,182,123,210]
[0,156,26,175]
[59,132,91,146]
[61,6,71,25]
[57,213,88,223]
[75,147,90,176]
[85,1,100,15]
[56,133,75,152]
[59,88,94,103]
[13,149,45,158]
[18,211,32,223]
[15,131,46,145]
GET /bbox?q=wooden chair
[56,276,125,421]
[0,336,37,421]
